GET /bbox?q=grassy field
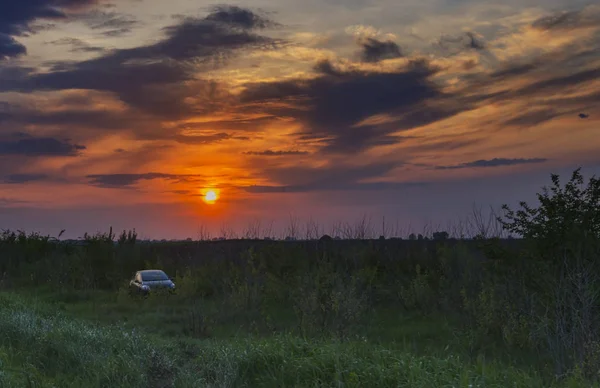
[0,288,591,388]
[1,168,599,387]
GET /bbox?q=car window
[141,271,169,281]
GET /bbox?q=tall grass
[0,293,182,387]
[2,293,592,388]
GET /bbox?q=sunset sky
[1,0,599,239]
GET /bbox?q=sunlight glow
[203,189,219,204]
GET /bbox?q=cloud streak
[243,150,309,156]
[0,135,86,157]
[48,37,106,53]
[531,8,600,31]
[78,10,140,37]
[435,158,548,170]
[85,172,210,188]
[2,173,48,184]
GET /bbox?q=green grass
[0,289,595,387]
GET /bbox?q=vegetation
[0,168,599,387]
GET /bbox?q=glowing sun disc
[203,190,218,204]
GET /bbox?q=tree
[498,167,600,252]
[433,231,449,241]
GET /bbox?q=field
[1,168,599,387]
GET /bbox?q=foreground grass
[0,291,595,387]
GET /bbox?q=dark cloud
[531,9,600,31]
[503,108,564,127]
[242,180,427,193]
[2,173,48,184]
[78,10,140,37]
[204,5,280,29]
[48,37,105,53]
[515,67,600,96]
[1,91,254,144]
[240,59,466,154]
[0,6,282,118]
[86,172,210,188]
[170,189,194,195]
[313,59,344,76]
[0,105,138,134]
[0,0,99,36]
[435,157,548,170]
[86,173,180,188]
[244,150,309,156]
[173,132,250,144]
[465,32,485,50]
[319,127,411,152]
[545,90,600,109]
[3,64,226,119]
[359,37,402,62]
[486,47,598,87]
[172,115,275,134]
[0,0,106,60]
[436,31,486,55]
[457,54,600,116]
[389,104,466,131]
[0,33,27,59]
[405,137,483,153]
[0,135,86,156]
[130,5,280,63]
[258,162,402,191]
[0,65,34,87]
[490,63,538,79]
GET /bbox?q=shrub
[499,168,600,379]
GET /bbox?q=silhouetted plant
[498,168,600,379]
[499,167,600,245]
[118,229,138,245]
[433,231,449,241]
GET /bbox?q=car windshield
[141,271,169,281]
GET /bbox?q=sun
[203,189,219,204]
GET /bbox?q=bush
[498,168,600,379]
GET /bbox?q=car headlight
[141,285,150,290]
